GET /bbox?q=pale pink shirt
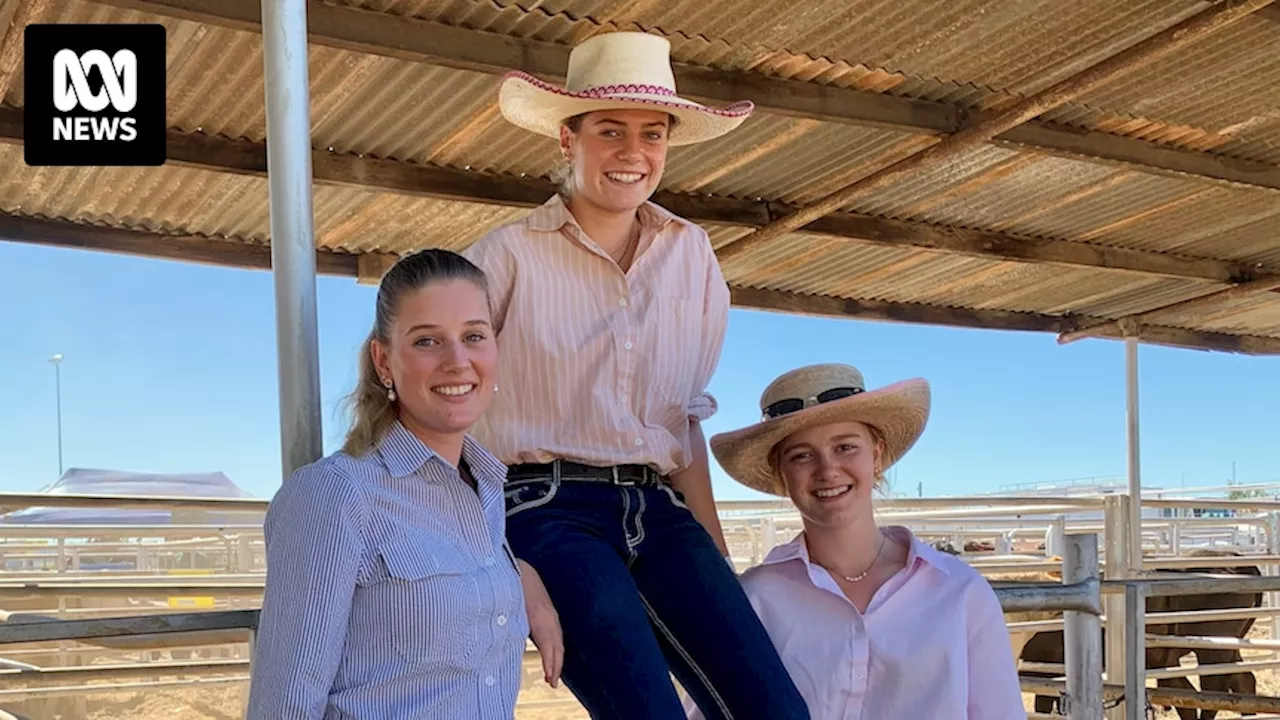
[462,194,730,475]
[699,526,1025,720]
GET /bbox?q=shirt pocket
[377,539,482,669]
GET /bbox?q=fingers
[534,613,565,688]
[547,626,564,688]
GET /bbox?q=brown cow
[1020,549,1262,720]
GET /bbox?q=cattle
[1020,549,1262,720]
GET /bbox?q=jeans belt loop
[613,465,637,487]
[552,459,562,487]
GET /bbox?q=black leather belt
[508,460,664,487]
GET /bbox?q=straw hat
[709,364,931,496]
[497,31,754,146]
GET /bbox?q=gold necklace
[823,533,887,583]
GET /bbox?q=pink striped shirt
[462,194,730,475]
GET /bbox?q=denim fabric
[505,474,810,720]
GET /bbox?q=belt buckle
[612,466,638,487]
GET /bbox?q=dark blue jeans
[504,473,810,720]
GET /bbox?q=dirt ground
[8,671,594,720]
[9,626,1276,719]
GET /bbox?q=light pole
[49,353,64,476]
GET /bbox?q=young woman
[462,30,809,720]
[706,363,1025,719]
[246,249,561,719]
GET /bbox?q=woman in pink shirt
[706,363,1026,719]
[462,30,809,720]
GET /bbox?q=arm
[669,420,729,556]
[245,468,365,719]
[517,558,564,688]
[671,236,732,556]
[965,582,1026,719]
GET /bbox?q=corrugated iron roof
[1,0,1277,351]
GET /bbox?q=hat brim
[497,71,754,147]
[709,379,931,497]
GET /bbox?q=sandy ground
[7,627,1276,719]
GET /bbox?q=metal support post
[262,0,323,476]
[1103,494,1131,720]
[1124,583,1147,720]
[1125,336,1143,572]
[1063,533,1104,720]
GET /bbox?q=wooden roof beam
[716,0,1277,263]
[86,0,1280,196]
[1058,275,1280,345]
[0,105,1267,288]
[4,213,1277,356]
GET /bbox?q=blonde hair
[341,249,491,457]
[768,423,889,495]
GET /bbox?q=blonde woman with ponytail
[247,249,562,720]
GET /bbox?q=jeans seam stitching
[637,591,733,720]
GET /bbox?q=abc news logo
[25,24,165,167]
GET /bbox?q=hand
[517,559,564,687]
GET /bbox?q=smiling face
[559,108,671,213]
[371,278,497,444]
[774,421,885,529]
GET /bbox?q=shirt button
[621,394,630,404]
[634,437,644,446]
[485,675,496,687]
[618,297,629,307]
[497,614,507,626]
[482,556,495,567]
[624,340,633,350]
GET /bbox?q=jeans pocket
[658,483,691,512]
[377,540,479,668]
[504,478,559,518]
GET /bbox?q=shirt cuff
[688,392,718,422]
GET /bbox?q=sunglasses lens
[763,399,805,419]
[817,387,862,403]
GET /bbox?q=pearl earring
[382,377,396,402]
[494,383,500,393]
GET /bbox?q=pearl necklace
[823,533,887,583]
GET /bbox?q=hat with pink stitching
[497,31,754,146]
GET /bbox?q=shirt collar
[761,525,953,577]
[526,193,684,235]
[375,421,508,487]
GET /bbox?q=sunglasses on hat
[761,386,863,421]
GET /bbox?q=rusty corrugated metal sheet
[350,0,1204,95]
[1152,291,1280,336]
[4,0,1278,345]
[709,224,1228,319]
[338,0,1280,165]
[662,116,929,204]
[0,143,530,254]
[1065,15,1280,165]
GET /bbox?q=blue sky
[1,239,1276,501]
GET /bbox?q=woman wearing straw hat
[463,30,809,720]
[705,364,1025,719]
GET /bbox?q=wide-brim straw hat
[710,364,931,497]
[497,31,754,146]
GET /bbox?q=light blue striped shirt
[246,421,529,720]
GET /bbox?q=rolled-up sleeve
[965,582,1026,719]
[688,232,730,422]
[246,465,368,719]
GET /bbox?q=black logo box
[24,23,166,167]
